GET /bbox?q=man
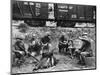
[41,32,51,53]
[41,32,51,44]
[32,32,57,70]
[28,39,36,57]
[68,39,75,59]
[74,33,93,65]
[58,34,68,53]
[13,38,26,65]
[28,34,42,56]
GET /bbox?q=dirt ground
[12,52,96,74]
[11,25,96,74]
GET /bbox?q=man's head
[15,38,23,41]
[79,32,88,40]
[82,32,88,37]
[62,32,66,36]
[32,34,36,37]
[45,32,51,36]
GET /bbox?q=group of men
[12,32,93,69]
[12,32,57,69]
[58,33,93,65]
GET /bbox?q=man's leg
[78,52,89,65]
[78,54,86,65]
[74,50,84,65]
[59,44,62,53]
[65,44,68,53]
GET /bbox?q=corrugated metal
[19,1,32,18]
[40,3,48,19]
[77,5,85,20]
[56,4,69,20]
[93,6,96,20]
[68,5,77,19]
[29,2,35,18]
[12,1,22,18]
[85,6,93,20]
[34,2,48,19]
[12,1,96,23]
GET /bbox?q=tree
[17,23,29,33]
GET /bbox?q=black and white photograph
[11,0,96,74]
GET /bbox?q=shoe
[81,62,86,66]
[77,61,86,66]
[77,61,82,64]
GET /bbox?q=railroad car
[12,1,96,27]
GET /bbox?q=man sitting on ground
[58,34,68,53]
[74,33,93,65]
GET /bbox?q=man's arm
[59,41,64,44]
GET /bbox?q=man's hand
[59,41,67,45]
[19,51,24,54]
[75,49,81,54]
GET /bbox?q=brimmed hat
[79,34,88,40]
[82,32,88,36]
[15,38,23,40]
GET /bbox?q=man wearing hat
[41,32,51,44]
[33,32,57,69]
[14,38,26,54]
[40,32,52,55]
[75,32,93,65]
[13,37,26,65]
[58,33,68,53]
[28,33,42,56]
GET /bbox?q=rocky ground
[11,25,96,74]
[12,52,96,74]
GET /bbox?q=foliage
[17,23,29,33]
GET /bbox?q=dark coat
[14,40,25,52]
[14,40,26,59]
[41,35,51,44]
[80,39,91,52]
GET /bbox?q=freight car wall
[85,6,96,21]
[85,6,93,20]
[68,4,77,20]
[12,1,96,23]
[13,1,48,19]
[40,3,48,19]
[19,1,32,18]
[12,1,23,19]
[56,4,96,21]
[29,2,35,18]
[77,5,85,20]
[56,4,69,20]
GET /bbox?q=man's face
[32,40,36,45]
[16,39,21,41]
[82,35,88,38]
[47,34,51,38]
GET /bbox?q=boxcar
[12,1,96,27]
[12,1,23,19]
[85,6,96,21]
[77,5,85,20]
[68,4,77,20]
[55,3,69,20]
[18,1,32,19]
